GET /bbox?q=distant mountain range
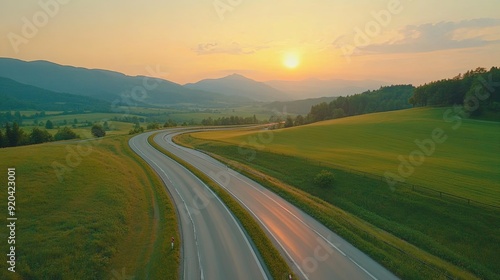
[186,75,388,101]
[0,58,247,107]
[265,78,389,99]
[0,58,390,110]
[185,73,290,102]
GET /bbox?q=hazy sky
[1,0,500,85]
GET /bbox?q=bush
[314,170,335,188]
[91,124,106,138]
[54,127,79,141]
[147,122,161,130]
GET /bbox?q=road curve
[129,131,269,280]
[154,130,400,280]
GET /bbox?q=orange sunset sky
[1,0,500,85]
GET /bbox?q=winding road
[130,131,269,280]
[131,129,399,280]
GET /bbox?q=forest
[410,67,500,116]
[305,85,414,123]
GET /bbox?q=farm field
[0,135,179,279]
[177,107,500,279]
[23,112,144,125]
[191,107,500,205]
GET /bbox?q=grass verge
[0,135,179,279]
[175,133,499,280]
[148,133,296,280]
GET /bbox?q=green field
[7,106,275,133]
[192,107,500,205]
[178,107,500,279]
[25,112,144,125]
[0,135,179,279]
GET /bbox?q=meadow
[191,107,500,205]
[0,135,179,279]
[178,107,500,279]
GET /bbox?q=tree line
[0,122,106,148]
[410,67,500,116]
[278,85,415,128]
[201,115,259,126]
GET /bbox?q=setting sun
[283,52,300,69]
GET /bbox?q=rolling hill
[0,76,109,111]
[189,107,500,204]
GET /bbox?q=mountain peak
[185,73,289,102]
[225,73,250,80]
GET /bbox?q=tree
[91,124,106,137]
[6,122,27,147]
[284,116,294,128]
[164,119,177,127]
[308,102,331,122]
[30,127,53,144]
[313,170,335,188]
[54,127,79,141]
[147,122,160,130]
[4,123,12,147]
[0,130,5,148]
[45,119,54,129]
[294,115,305,126]
[129,123,144,135]
[332,108,345,119]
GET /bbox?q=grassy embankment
[0,135,179,279]
[176,107,500,280]
[148,134,296,280]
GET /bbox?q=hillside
[185,73,289,102]
[0,58,246,107]
[0,76,109,111]
[0,136,178,279]
[179,107,500,279]
[190,107,500,204]
[306,85,414,123]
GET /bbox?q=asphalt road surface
[130,131,269,280]
[151,129,400,280]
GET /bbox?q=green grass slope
[194,107,500,205]
[0,135,179,279]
